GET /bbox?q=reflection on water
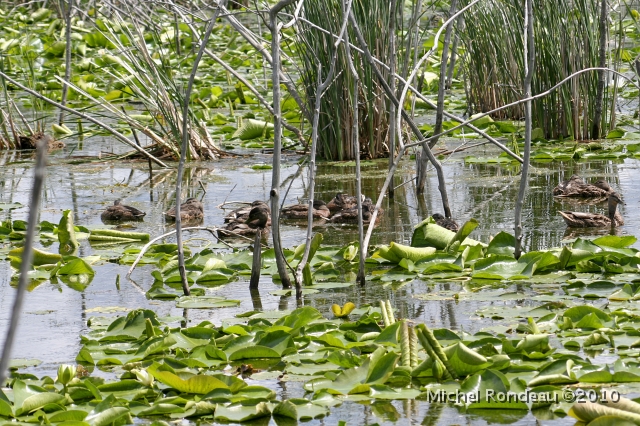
[0,140,638,426]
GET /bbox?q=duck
[553,175,613,198]
[330,202,382,225]
[432,213,459,231]
[281,200,331,219]
[327,193,364,213]
[164,198,204,222]
[101,199,146,222]
[18,133,65,150]
[224,200,271,224]
[218,204,270,239]
[559,192,624,228]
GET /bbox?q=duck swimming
[553,175,613,198]
[559,192,624,228]
[330,202,381,225]
[281,200,331,219]
[101,200,146,222]
[225,200,271,224]
[218,204,270,239]
[164,198,204,222]
[327,193,364,213]
[432,213,459,231]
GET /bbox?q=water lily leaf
[48,410,88,422]
[137,403,185,416]
[147,363,229,394]
[17,392,67,416]
[229,345,281,360]
[444,342,491,377]
[594,235,637,249]
[486,232,516,256]
[274,307,322,329]
[388,242,436,262]
[56,257,95,276]
[445,218,479,253]
[472,255,532,280]
[175,296,240,309]
[273,398,329,420]
[569,401,640,424]
[232,119,274,140]
[563,306,611,323]
[85,407,130,426]
[58,209,79,255]
[0,399,12,417]
[214,401,271,422]
[368,384,421,400]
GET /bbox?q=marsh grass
[294,0,403,160]
[72,9,222,160]
[460,0,608,140]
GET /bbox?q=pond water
[1,136,639,425]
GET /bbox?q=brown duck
[225,200,271,224]
[101,200,146,222]
[219,204,270,238]
[164,198,204,222]
[432,213,459,231]
[553,175,613,198]
[330,202,382,225]
[327,193,364,213]
[281,200,331,220]
[559,192,624,228]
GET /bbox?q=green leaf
[58,210,79,255]
[232,119,274,140]
[175,296,240,309]
[56,258,95,276]
[147,363,230,394]
[486,232,516,256]
[228,345,281,360]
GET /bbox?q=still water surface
[1,137,639,425]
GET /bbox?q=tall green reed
[294,0,403,160]
[459,0,608,140]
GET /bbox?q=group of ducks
[100,193,383,239]
[218,194,383,239]
[554,175,624,228]
[100,175,623,241]
[101,198,204,223]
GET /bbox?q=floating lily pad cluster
[2,210,149,290]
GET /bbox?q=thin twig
[0,137,47,385]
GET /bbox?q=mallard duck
[432,213,459,231]
[553,175,613,198]
[327,193,364,213]
[101,199,146,222]
[218,204,270,239]
[164,198,204,222]
[224,200,271,223]
[559,192,624,228]
[281,200,331,219]
[18,133,65,150]
[330,202,382,225]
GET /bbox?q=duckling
[559,192,624,228]
[164,198,204,222]
[218,204,270,239]
[281,200,331,219]
[330,202,381,225]
[553,175,613,198]
[432,213,459,231]
[101,199,146,222]
[327,193,364,213]
[224,200,270,223]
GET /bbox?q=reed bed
[294,0,403,160]
[459,0,607,140]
